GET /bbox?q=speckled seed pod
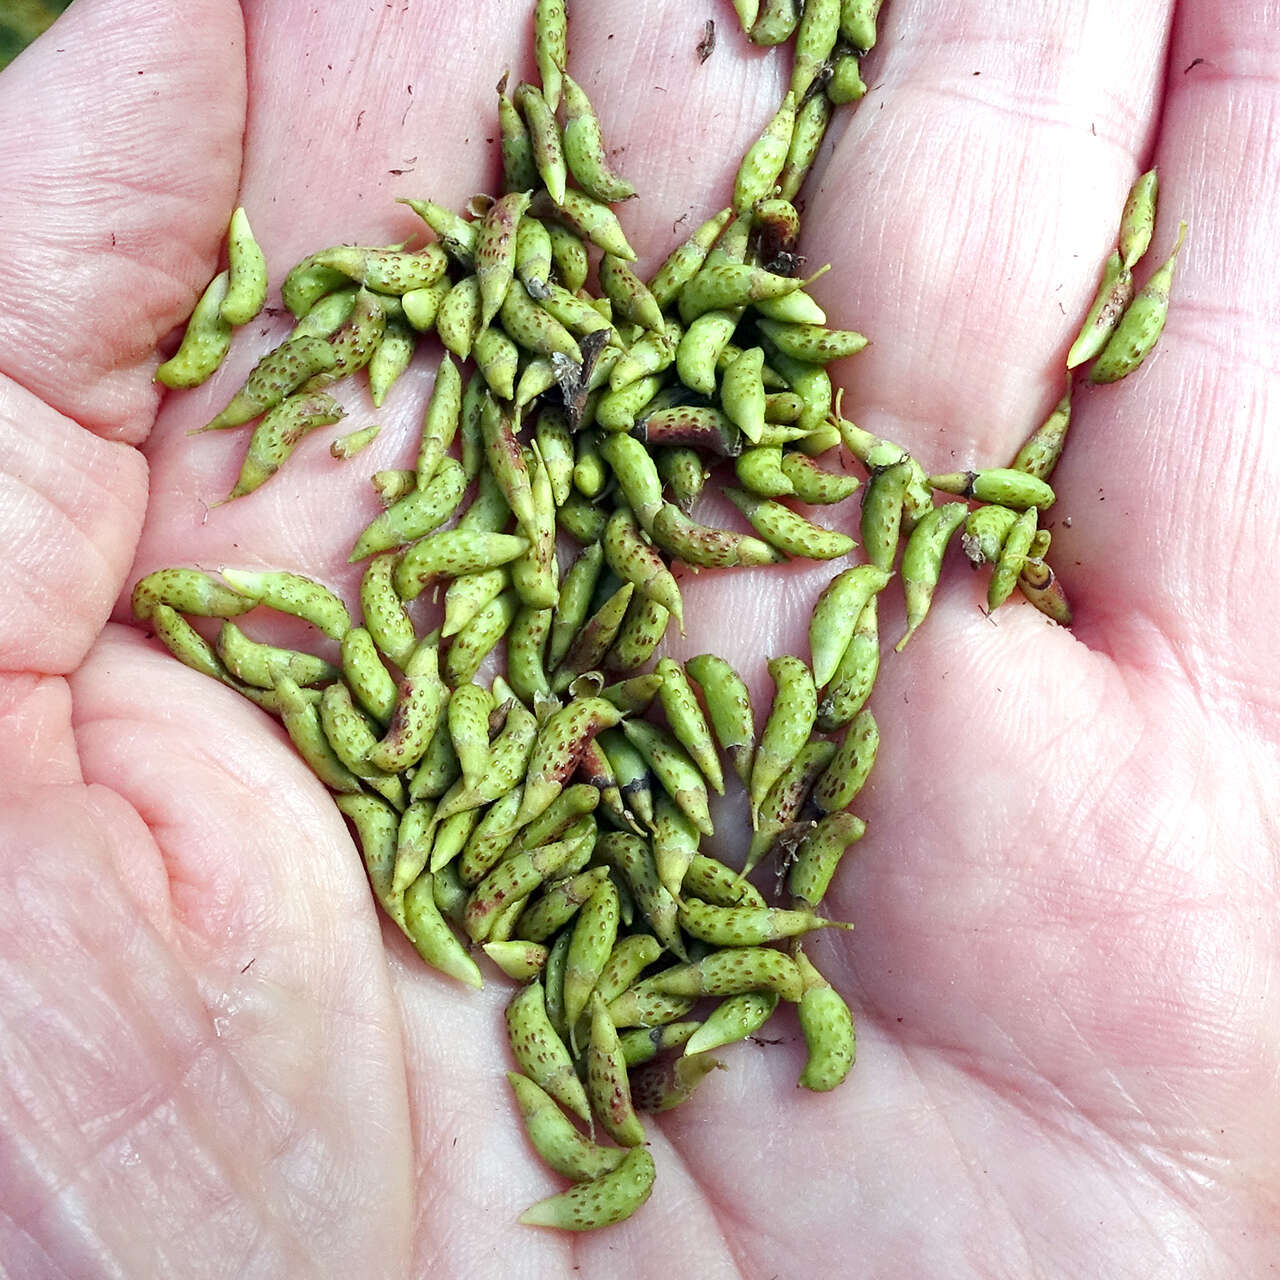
[791,0,841,99]
[656,658,725,796]
[394,530,529,602]
[788,810,866,908]
[506,977,592,1124]
[744,738,837,876]
[561,72,637,204]
[604,592,671,674]
[755,318,868,365]
[678,261,803,323]
[131,567,253,622]
[593,832,685,960]
[199,336,337,432]
[683,654,755,787]
[895,500,969,650]
[540,188,637,260]
[397,196,478,265]
[1009,390,1071,481]
[516,696,625,828]
[777,91,832,203]
[358,555,417,671]
[987,505,1040,612]
[651,794,701,903]
[810,708,878,815]
[218,567,351,639]
[751,0,800,48]
[552,581,635,689]
[750,655,818,821]
[631,1051,724,1113]
[155,270,233,388]
[622,719,715,838]
[684,991,779,1056]
[349,456,466,562]
[340,626,398,726]
[725,488,856,560]
[647,946,803,1002]
[929,467,1055,511]
[507,1072,626,1183]
[367,641,449,773]
[816,595,880,732]
[402,872,484,988]
[517,1147,656,1231]
[1119,167,1158,271]
[602,507,685,632]
[223,391,346,501]
[793,943,856,1091]
[648,207,735,310]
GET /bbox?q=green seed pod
[306,244,448,297]
[777,91,832,203]
[651,793,701,903]
[359,554,418,671]
[752,288,828,326]
[647,207,735,310]
[794,943,856,1090]
[465,835,579,942]
[598,433,664,535]
[300,287,386,390]
[603,592,670,674]
[429,806,483,877]
[408,717,462,802]
[448,682,496,790]
[436,275,483,360]
[131,567,253,622]
[618,1021,700,1068]
[348,456,466,562]
[516,696,625,829]
[471,325,519,401]
[145,604,232,686]
[635,403,740,456]
[811,708,878,814]
[533,406,575,505]
[622,717,715,839]
[827,46,867,103]
[222,390,345,501]
[507,1071,625,1183]
[673,308,741,396]
[392,799,436,898]
[750,0,800,47]
[572,435,608,499]
[988,505,1039,612]
[484,942,548,981]
[217,206,269,326]
[411,354,463,484]
[648,946,803,1002]
[219,567,351,640]
[549,543,605,670]
[395,530,529,602]
[155,270,233,388]
[655,447,706,514]
[271,674,363,793]
[593,831,685,959]
[1119,167,1159,271]
[511,445,560,609]
[397,196,478,266]
[744,737,837,876]
[557,491,608,543]
[598,728,654,830]
[506,977,592,1124]
[816,594,880,732]
[321,683,405,807]
[401,276,450,332]
[606,983,698,1029]
[750,655,817,821]
[896,500,969,650]
[560,72,637,204]
[575,737,639,834]
[683,853,766,909]
[734,445,795,498]
[599,254,663,334]
[780,452,860,504]
[479,394,539,538]
[857,457,911,571]
[684,992,778,1056]
[340,625,399,725]
[650,503,780,570]
[512,80,567,204]
[791,0,841,99]
[677,896,845,950]
[455,786,524,883]
[564,881,623,1031]
[543,187,637,260]
[552,582,635,689]
[763,391,805,424]
[656,658,724,796]
[518,1146,656,1231]
[603,507,685,632]
[755,318,868,365]
[198,336,337,432]
[720,345,767,444]
[475,188,535,326]
[1009,390,1071,482]
[733,0,761,31]
[543,220,589,292]
[631,1050,724,1113]
[442,567,510,641]
[599,673,664,716]
[929,467,1055,511]
[443,588,519,685]
[533,0,567,108]
[515,864,611,941]
[683,654,755,786]
[1090,221,1187,383]
[371,469,416,507]
[1064,252,1134,370]
[216,620,337,690]
[608,325,679,393]
[725,487,856,560]
[402,872,484,988]
[788,809,866,908]
[961,504,1019,566]
[678,261,803,323]
[840,0,883,49]
[593,373,664,433]
[329,423,382,460]
[506,605,553,705]
[515,214,555,300]
[367,641,449,772]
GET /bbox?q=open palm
[1,0,1276,1275]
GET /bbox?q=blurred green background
[1,0,74,71]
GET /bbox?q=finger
[804,0,1174,466]
[0,0,244,443]
[1053,0,1280,688]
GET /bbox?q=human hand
[1,0,1275,1275]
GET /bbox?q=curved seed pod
[591,935,665,1011]
[430,691,539,819]
[594,831,684,959]
[1009,390,1071,482]
[750,0,800,44]
[618,1021,700,1068]
[552,581,635,689]
[1064,251,1133,370]
[543,221,589,293]
[603,508,685,632]
[507,605,554,705]
[780,452,860,504]
[649,947,803,1002]
[408,718,461,803]
[1119,167,1158,270]
[507,977,592,1124]
[603,591,670,674]
[393,799,436,897]
[683,654,755,786]
[516,865,611,941]
[198,336,337,432]
[734,445,795,497]
[816,595,880,732]
[564,881,622,1031]
[599,255,662,332]
[929,467,1055,511]
[402,873,484,988]
[480,395,538,538]
[413,354,463,484]
[321,679,404,805]
[750,655,817,821]
[282,262,352,326]
[895,500,969,650]
[988,505,1039,612]
[962,504,1019,566]
[606,983,699,1029]
[609,325,678,393]
[622,718,714,838]
[455,786,524,883]
[744,738,837,876]
[512,445,560,609]
[656,658,724,796]
[359,554,418,670]
[218,207,269,326]
[725,487,856,560]
[794,944,856,1091]
[496,76,539,193]
[465,836,580,942]
[684,992,778,1056]
[543,188,637,260]
[508,1071,626,1183]
[841,0,883,49]
[788,809,866,908]
[534,407,575,505]
[395,530,529,602]
[443,589,519,685]
[397,197,478,265]
[518,1146,656,1231]
[598,728,654,829]
[367,641,449,772]
[858,457,911,571]
[216,621,337,690]
[484,942,548,980]
[458,369,489,482]
[635,403,740,456]
[1090,220,1187,383]
[430,807,483,877]
[576,737,640,834]
[514,81,567,204]
[791,0,841,98]
[340,627,398,726]
[448,682,495,790]
[594,373,664,433]
[146,604,233,686]
[652,502,780,570]
[335,792,402,917]
[600,673,664,715]
[330,424,381,460]
[683,853,766,909]
[401,277,450,332]
[155,270,233,387]
[550,542,605,670]
[764,345,833,437]
[436,275,483,360]
[349,456,466,562]
[301,287,386,390]
[631,1051,724,1113]
[651,793,700,902]
[515,217,555,303]
[720,345,767,444]
[532,0,568,106]
[1018,558,1073,625]
[811,709,878,814]
[471,326,518,401]
[131,567,253,621]
[598,433,664,534]
[272,675,363,793]
[755,318,867,364]
[541,929,573,1043]
[754,287,829,325]
[504,272,583,361]
[558,491,608,544]
[223,391,345,501]
[372,469,416,507]
[674,308,741,396]
[678,261,803,323]
[648,207,735,309]
[561,72,636,203]
[476,188,532,328]
[305,244,448,296]
[656,447,706,513]
[516,696,625,828]
[537,283,614,340]
[678,898,846,947]
[443,567,510,641]
[431,859,469,926]
[764,391,804,422]
[827,46,868,104]
[777,91,832,203]
[219,568,350,640]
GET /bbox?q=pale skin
[0,0,1276,1275]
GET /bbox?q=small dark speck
[1062,515,1072,528]
[240,958,255,973]
[110,233,117,247]
[897,1016,903,1023]
[972,70,980,76]
[356,109,366,131]
[608,32,614,39]
[136,70,144,75]
[452,1137,458,1146]
[1090,122,1096,136]
[1057,301,1066,315]
[697,19,716,63]
[388,168,412,176]
[1184,57,1205,73]
[327,63,333,70]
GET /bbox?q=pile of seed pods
[138,0,1185,1231]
